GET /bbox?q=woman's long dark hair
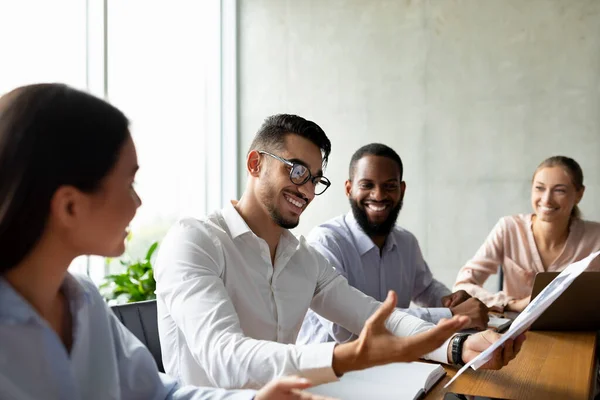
[0,84,129,273]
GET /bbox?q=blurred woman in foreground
[0,83,332,400]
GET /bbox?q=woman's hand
[505,296,530,312]
[254,376,338,400]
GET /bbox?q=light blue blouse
[0,273,254,400]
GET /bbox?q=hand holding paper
[462,330,526,369]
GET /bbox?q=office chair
[111,299,164,372]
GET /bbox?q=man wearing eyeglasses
[154,114,524,390]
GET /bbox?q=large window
[0,1,87,94]
[0,0,235,283]
[104,1,221,277]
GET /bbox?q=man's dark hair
[349,143,403,180]
[248,114,331,167]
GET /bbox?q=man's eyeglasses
[258,151,331,195]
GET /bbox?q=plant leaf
[145,241,159,262]
[100,240,159,303]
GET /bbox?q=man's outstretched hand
[332,290,470,375]
[255,376,338,400]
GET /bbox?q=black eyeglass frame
[257,150,331,195]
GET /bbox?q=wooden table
[425,331,598,400]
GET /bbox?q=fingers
[479,308,490,329]
[489,347,504,369]
[473,308,489,330]
[446,294,462,308]
[501,339,515,365]
[447,290,471,307]
[489,338,517,369]
[442,295,451,308]
[463,331,527,370]
[452,298,489,330]
[291,388,339,400]
[489,304,504,313]
[514,332,527,354]
[478,331,525,369]
[272,376,312,392]
[366,290,397,328]
[436,315,470,335]
[403,315,469,358]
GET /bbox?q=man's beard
[261,185,302,229]
[267,204,299,229]
[350,198,402,237]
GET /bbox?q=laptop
[529,271,600,331]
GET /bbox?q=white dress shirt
[0,273,254,400]
[155,201,452,390]
[297,212,452,344]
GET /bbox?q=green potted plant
[99,241,159,304]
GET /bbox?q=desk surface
[426,331,597,400]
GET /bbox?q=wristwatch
[451,333,470,366]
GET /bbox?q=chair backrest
[498,265,504,292]
[111,299,164,372]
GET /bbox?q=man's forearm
[331,341,358,376]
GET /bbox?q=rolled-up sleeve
[154,221,338,389]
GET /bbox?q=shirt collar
[0,272,92,324]
[222,200,300,248]
[223,200,253,239]
[279,228,300,252]
[345,211,397,255]
[345,212,377,255]
[384,229,398,252]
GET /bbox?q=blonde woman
[454,156,600,312]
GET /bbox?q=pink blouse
[453,214,600,309]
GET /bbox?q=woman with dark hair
[0,84,332,400]
[453,156,600,312]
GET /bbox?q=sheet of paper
[445,250,600,388]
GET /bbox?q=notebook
[306,361,446,400]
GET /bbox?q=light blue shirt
[297,213,453,344]
[0,273,255,400]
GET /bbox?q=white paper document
[445,250,600,388]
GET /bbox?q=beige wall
[238,0,600,288]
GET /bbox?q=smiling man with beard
[155,120,523,390]
[297,143,490,345]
